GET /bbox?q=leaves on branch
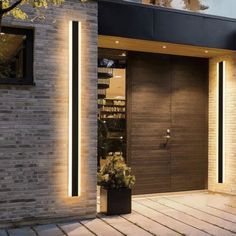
[0,0,92,20]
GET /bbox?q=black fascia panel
[154,9,236,49]
[98,0,236,50]
[154,10,204,46]
[203,18,236,50]
[98,0,154,40]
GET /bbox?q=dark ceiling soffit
[98,0,236,50]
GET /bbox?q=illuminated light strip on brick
[69,21,81,197]
[217,61,225,184]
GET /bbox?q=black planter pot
[100,187,132,215]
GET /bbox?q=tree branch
[1,0,23,14]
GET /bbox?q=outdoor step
[7,227,36,236]
[59,222,94,236]
[0,230,7,236]
[141,198,233,236]
[168,194,236,222]
[33,224,65,236]
[132,201,208,236]
[100,215,152,236]
[81,218,123,236]
[157,197,236,233]
[122,211,179,236]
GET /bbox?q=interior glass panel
[98,48,127,168]
[0,33,26,81]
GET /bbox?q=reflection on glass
[127,0,236,19]
[0,33,26,80]
[142,0,209,11]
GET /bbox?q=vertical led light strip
[69,21,81,197]
[217,61,225,184]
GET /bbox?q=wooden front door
[127,52,208,195]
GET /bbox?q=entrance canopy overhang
[98,0,236,51]
[99,35,235,58]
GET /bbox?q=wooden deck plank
[59,222,94,236]
[210,204,236,216]
[132,201,208,236]
[0,230,7,236]
[169,193,236,221]
[34,224,65,236]
[8,227,36,236]
[143,198,233,236]
[168,192,236,216]
[3,192,236,236]
[122,211,179,236]
[200,193,236,215]
[81,218,123,236]
[158,197,236,233]
[100,215,152,236]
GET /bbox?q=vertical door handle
[164,129,171,146]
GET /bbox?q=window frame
[1,26,34,85]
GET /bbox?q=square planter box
[100,188,132,215]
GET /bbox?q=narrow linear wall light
[217,61,225,184]
[69,21,81,197]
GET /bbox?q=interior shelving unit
[99,98,126,119]
[97,67,112,99]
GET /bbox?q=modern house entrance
[98,0,236,196]
[4,0,236,227]
[97,47,210,194]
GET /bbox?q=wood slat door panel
[170,57,208,192]
[127,52,208,194]
[127,52,172,194]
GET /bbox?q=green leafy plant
[0,0,95,32]
[97,155,135,190]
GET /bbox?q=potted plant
[97,155,135,215]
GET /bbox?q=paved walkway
[2,191,236,235]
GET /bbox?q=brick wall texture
[1,0,98,227]
[209,55,236,194]
[2,0,236,226]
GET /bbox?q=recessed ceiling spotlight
[162,45,167,49]
[115,40,119,44]
[205,50,209,53]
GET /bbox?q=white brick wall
[0,0,97,227]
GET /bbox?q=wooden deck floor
[2,191,236,236]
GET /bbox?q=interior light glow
[162,45,167,49]
[115,40,119,44]
[69,21,81,197]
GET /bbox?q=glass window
[0,27,34,85]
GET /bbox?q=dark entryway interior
[127,52,208,195]
[98,49,209,195]
[97,49,127,167]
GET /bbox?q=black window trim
[1,26,34,85]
